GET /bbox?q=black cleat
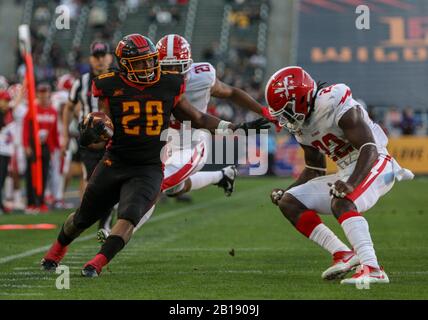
[81,265,99,278]
[215,166,237,196]
[40,258,58,272]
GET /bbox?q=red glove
[261,106,282,133]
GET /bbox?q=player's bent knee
[331,197,357,219]
[278,193,308,224]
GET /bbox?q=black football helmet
[115,34,161,85]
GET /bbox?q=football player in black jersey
[41,34,269,277]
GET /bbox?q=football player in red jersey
[41,34,270,277]
[266,66,413,285]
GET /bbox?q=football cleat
[96,228,110,243]
[215,166,237,197]
[322,251,360,280]
[340,265,389,285]
[40,258,58,272]
[81,265,99,278]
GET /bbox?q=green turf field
[0,177,427,299]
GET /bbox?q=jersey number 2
[311,133,354,161]
[122,101,163,136]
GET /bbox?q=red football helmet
[57,74,75,91]
[265,66,317,133]
[115,34,160,85]
[156,34,193,74]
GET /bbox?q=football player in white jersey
[156,34,276,198]
[6,83,27,210]
[48,74,75,209]
[266,66,413,285]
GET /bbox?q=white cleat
[322,251,360,280]
[340,265,390,285]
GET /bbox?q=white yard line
[0,186,266,266]
[0,292,44,296]
[0,234,95,265]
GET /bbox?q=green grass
[0,177,427,299]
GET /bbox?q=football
[84,111,114,141]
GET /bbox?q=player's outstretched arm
[210,78,278,127]
[173,95,270,133]
[211,78,263,115]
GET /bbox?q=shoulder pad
[188,62,216,89]
[93,71,122,97]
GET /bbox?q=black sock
[99,235,125,262]
[57,225,74,246]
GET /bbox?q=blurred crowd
[369,106,426,137]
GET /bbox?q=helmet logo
[274,75,295,99]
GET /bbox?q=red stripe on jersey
[161,143,205,191]
[345,155,391,202]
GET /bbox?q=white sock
[341,216,380,269]
[190,171,223,191]
[309,224,350,255]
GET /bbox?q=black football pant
[80,147,113,230]
[73,154,163,230]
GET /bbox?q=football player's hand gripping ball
[79,116,107,147]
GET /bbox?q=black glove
[234,117,271,134]
[79,116,106,147]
